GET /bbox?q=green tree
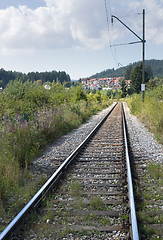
[130,63,150,94]
[93,91,101,102]
[73,86,87,102]
[120,78,127,98]
[146,79,157,90]
[107,90,112,98]
[124,64,133,80]
[4,79,29,100]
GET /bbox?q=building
[82,77,127,90]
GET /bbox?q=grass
[120,214,129,223]
[89,197,105,211]
[127,86,163,144]
[0,80,112,236]
[147,163,163,181]
[69,181,82,197]
[134,162,163,239]
[0,173,46,231]
[0,86,112,219]
[101,216,111,225]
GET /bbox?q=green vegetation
[127,81,163,240]
[91,59,163,79]
[127,85,163,143]
[129,63,150,94]
[135,163,163,239]
[0,68,71,88]
[147,163,163,181]
[69,181,82,197]
[0,80,112,217]
[89,197,105,211]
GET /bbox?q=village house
[82,76,129,91]
[98,78,110,86]
[89,83,101,91]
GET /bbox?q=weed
[0,80,112,221]
[69,181,82,197]
[147,163,163,181]
[120,214,129,222]
[89,196,105,210]
[73,199,86,210]
[101,216,111,225]
[127,88,163,144]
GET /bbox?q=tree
[120,78,127,98]
[124,64,133,80]
[146,79,156,90]
[73,86,87,102]
[93,91,101,102]
[107,90,112,98]
[130,63,150,94]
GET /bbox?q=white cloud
[0,0,163,55]
[143,0,163,44]
[0,0,108,54]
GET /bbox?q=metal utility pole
[111,9,146,102]
[142,9,145,102]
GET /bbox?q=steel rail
[0,103,117,240]
[122,103,139,240]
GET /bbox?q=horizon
[1,58,162,81]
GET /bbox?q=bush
[127,86,163,143]
[0,80,112,209]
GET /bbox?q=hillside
[90,59,163,79]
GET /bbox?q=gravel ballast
[32,103,117,176]
[33,102,162,177]
[123,102,163,164]
[123,102,163,240]
[4,102,162,240]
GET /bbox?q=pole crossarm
[110,40,142,47]
[111,15,144,42]
[111,9,146,102]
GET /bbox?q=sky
[0,0,163,80]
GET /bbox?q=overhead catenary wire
[104,0,118,68]
[104,2,144,67]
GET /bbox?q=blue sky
[0,0,163,80]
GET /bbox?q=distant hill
[90,59,163,79]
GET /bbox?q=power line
[104,0,118,68]
[104,0,110,36]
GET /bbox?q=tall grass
[0,81,112,212]
[127,86,163,143]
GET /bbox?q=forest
[90,59,163,79]
[0,69,71,88]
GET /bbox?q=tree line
[0,68,71,88]
[91,59,163,79]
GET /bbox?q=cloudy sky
[0,0,163,79]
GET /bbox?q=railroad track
[0,102,139,240]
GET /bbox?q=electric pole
[142,9,145,102]
[111,9,146,102]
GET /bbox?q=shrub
[0,80,112,210]
[127,86,163,143]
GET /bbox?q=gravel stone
[123,102,163,164]
[33,103,117,176]
[24,102,162,240]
